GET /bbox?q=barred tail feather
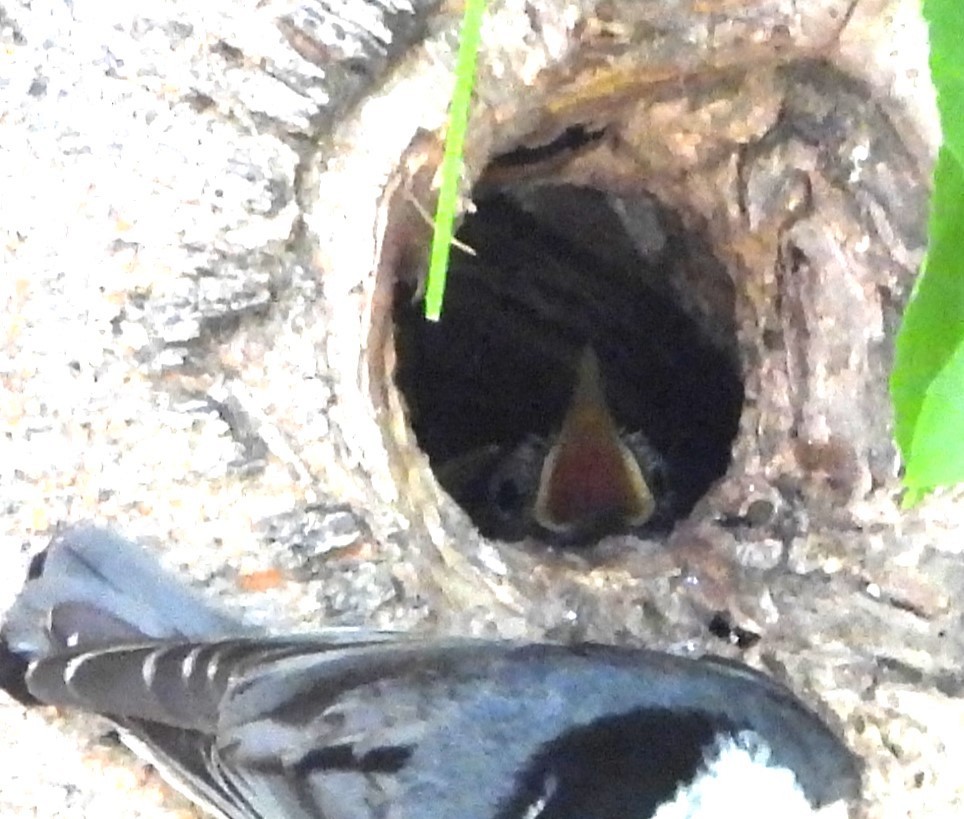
[1,526,241,686]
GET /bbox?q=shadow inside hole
[393,185,743,546]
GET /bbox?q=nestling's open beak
[534,347,656,535]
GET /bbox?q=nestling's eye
[645,455,669,498]
[492,475,526,519]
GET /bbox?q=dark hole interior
[393,183,744,547]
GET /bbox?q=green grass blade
[424,0,486,322]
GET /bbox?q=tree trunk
[0,0,954,816]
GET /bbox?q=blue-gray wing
[20,635,467,819]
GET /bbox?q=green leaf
[424,0,486,322]
[902,334,964,491]
[900,486,926,510]
[923,0,964,167]
[891,146,964,493]
[892,1,964,499]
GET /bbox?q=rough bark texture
[0,0,957,817]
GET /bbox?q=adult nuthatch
[1,526,860,818]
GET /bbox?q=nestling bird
[0,526,860,818]
[441,347,674,545]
